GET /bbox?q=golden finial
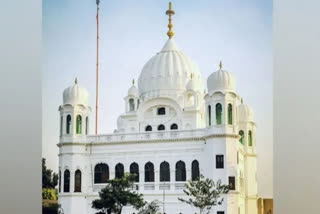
[219,60,222,70]
[132,79,135,85]
[190,73,193,79]
[166,2,175,39]
[75,77,78,84]
[241,98,243,104]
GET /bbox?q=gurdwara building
[58,3,258,214]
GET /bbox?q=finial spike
[219,60,222,70]
[241,98,243,104]
[132,79,135,85]
[166,2,175,39]
[190,73,193,79]
[75,77,78,84]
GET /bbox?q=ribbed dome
[138,39,203,99]
[207,69,235,93]
[128,84,138,97]
[63,79,88,106]
[238,103,254,122]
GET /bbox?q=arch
[248,130,253,146]
[170,123,178,130]
[208,105,211,126]
[160,161,170,182]
[85,117,88,135]
[115,163,124,178]
[74,169,81,192]
[228,103,233,125]
[129,98,135,111]
[239,130,245,145]
[94,163,109,183]
[175,161,186,181]
[66,115,71,134]
[144,162,154,182]
[158,124,165,131]
[145,125,152,132]
[191,160,200,181]
[216,103,222,125]
[157,107,166,115]
[63,169,70,192]
[76,115,82,134]
[130,162,139,182]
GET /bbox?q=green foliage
[92,173,145,214]
[137,200,160,214]
[42,188,57,200]
[42,199,58,214]
[42,158,58,188]
[178,175,229,214]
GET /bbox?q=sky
[43,0,273,197]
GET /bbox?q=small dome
[63,79,89,106]
[186,77,197,91]
[207,68,235,94]
[138,39,203,99]
[238,102,254,122]
[128,84,138,97]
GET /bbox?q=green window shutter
[76,115,82,134]
[228,104,232,125]
[216,103,222,125]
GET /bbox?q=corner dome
[238,102,254,122]
[138,39,203,100]
[186,77,197,91]
[128,84,138,97]
[207,68,235,94]
[63,79,89,106]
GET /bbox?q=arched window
[130,163,139,182]
[129,98,135,111]
[176,161,186,181]
[248,131,253,146]
[158,124,165,131]
[58,170,61,192]
[63,169,70,192]
[66,115,71,134]
[228,104,233,125]
[239,130,245,145]
[191,160,200,181]
[74,169,81,192]
[160,161,170,182]
[145,125,152,132]
[94,163,109,183]
[115,163,124,179]
[170,123,178,130]
[157,107,166,115]
[76,115,82,134]
[85,117,88,135]
[216,103,222,125]
[60,116,63,136]
[208,105,211,126]
[144,162,154,182]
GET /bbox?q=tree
[178,175,230,214]
[92,173,144,214]
[42,158,58,188]
[137,200,160,214]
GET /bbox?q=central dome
[138,39,203,100]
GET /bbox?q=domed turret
[138,39,203,99]
[238,99,254,122]
[63,78,89,106]
[207,61,235,94]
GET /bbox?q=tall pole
[95,0,100,135]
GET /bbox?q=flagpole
[95,0,100,135]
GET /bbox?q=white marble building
[57,4,258,214]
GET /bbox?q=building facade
[57,4,258,214]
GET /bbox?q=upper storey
[138,39,204,102]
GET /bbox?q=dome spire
[166,2,175,39]
[219,60,223,70]
[75,77,78,84]
[132,79,135,85]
